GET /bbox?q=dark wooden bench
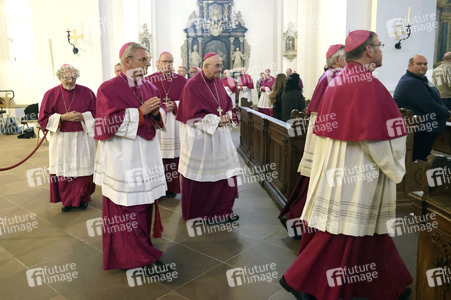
[409,154,451,300]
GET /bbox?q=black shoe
[280,276,316,300]
[399,287,412,300]
[79,202,88,210]
[165,191,176,198]
[279,215,288,230]
[227,213,239,222]
[17,129,36,139]
[61,206,72,212]
[144,260,173,277]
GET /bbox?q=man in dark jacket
[394,54,450,161]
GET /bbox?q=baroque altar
[181,0,251,71]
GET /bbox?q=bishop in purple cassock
[94,42,168,273]
[38,64,96,212]
[146,51,187,198]
[176,53,240,222]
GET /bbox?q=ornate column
[239,37,244,53]
[198,37,203,59]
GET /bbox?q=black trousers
[412,132,441,161]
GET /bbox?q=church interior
[0,0,450,299]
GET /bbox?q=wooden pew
[397,108,427,204]
[409,154,451,300]
[238,107,308,208]
[432,116,451,155]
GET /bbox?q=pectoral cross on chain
[217,106,223,116]
[163,94,171,102]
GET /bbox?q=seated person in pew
[270,74,287,121]
[280,73,306,122]
[394,54,450,161]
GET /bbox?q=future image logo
[426,267,451,287]
[326,263,378,287]
[226,263,278,287]
[386,213,438,237]
[26,167,48,187]
[26,263,78,287]
[386,118,407,138]
[186,215,238,237]
[426,167,451,187]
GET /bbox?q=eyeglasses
[370,43,384,49]
[62,76,77,80]
[160,60,173,64]
[130,56,150,63]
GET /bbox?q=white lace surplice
[178,112,240,182]
[46,112,96,177]
[94,108,167,206]
[301,135,407,237]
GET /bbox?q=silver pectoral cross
[163,94,171,102]
[217,106,223,116]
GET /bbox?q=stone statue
[189,45,201,67]
[232,47,245,70]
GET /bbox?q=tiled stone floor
[0,128,416,300]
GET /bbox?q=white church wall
[152,0,197,73]
[346,0,373,32]
[296,0,347,100]
[375,0,438,93]
[0,0,104,106]
[99,0,127,83]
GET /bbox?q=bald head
[444,52,451,62]
[408,54,428,77]
[203,54,223,79]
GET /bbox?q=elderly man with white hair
[38,64,96,212]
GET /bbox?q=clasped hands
[218,114,231,127]
[139,97,161,116]
[61,111,84,122]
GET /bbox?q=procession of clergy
[38,30,416,299]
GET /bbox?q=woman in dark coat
[281,73,306,122]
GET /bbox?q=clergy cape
[222,76,237,106]
[176,71,240,181]
[307,68,341,114]
[299,68,342,176]
[314,62,407,141]
[221,77,238,93]
[145,71,187,158]
[94,73,167,206]
[38,84,96,177]
[301,62,407,236]
[238,74,254,105]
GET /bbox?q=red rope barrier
[0,131,49,171]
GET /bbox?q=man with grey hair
[432,51,451,110]
[95,42,169,274]
[38,64,96,212]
